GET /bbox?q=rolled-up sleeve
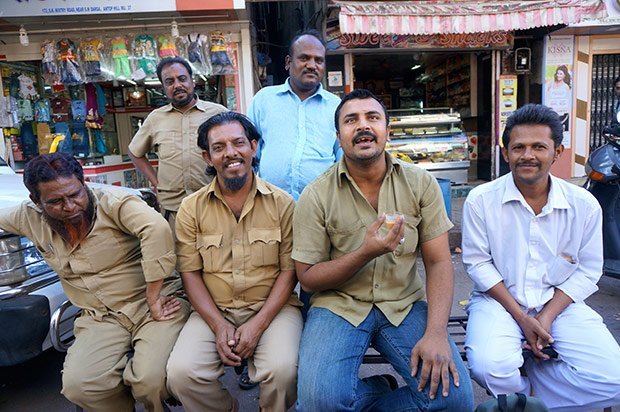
[114,196,176,282]
[292,187,331,265]
[127,115,154,157]
[462,196,503,292]
[556,204,602,302]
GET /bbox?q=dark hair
[24,153,84,202]
[614,75,620,86]
[334,89,390,133]
[502,104,564,148]
[288,29,325,56]
[555,65,571,88]
[197,112,261,176]
[156,57,193,83]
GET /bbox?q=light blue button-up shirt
[248,79,341,200]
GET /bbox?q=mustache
[353,130,377,143]
[303,69,319,76]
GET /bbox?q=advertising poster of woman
[543,36,575,148]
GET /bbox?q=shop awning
[335,0,608,35]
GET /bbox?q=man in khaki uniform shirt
[128,57,227,226]
[293,90,474,411]
[166,112,302,412]
[0,153,190,412]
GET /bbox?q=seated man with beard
[0,153,189,412]
[166,112,302,412]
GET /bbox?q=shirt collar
[336,152,400,188]
[277,78,327,101]
[502,172,571,211]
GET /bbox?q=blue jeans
[297,303,474,412]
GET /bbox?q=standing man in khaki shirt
[0,153,190,412]
[166,112,302,412]
[293,90,473,411]
[128,57,228,228]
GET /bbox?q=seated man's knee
[297,376,354,411]
[467,348,523,386]
[167,355,219,393]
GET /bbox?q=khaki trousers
[61,300,190,412]
[167,304,303,412]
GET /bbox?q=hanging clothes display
[133,34,158,76]
[80,38,104,77]
[56,39,82,85]
[85,83,107,155]
[18,74,38,99]
[111,36,131,78]
[158,35,179,59]
[34,99,51,122]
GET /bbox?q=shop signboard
[325,20,513,52]
[1,0,244,16]
[543,35,575,148]
[497,75,518,147]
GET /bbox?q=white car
[0,156,150,366]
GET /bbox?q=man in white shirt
[462,104,620,411]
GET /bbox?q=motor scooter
[585,115,620,279]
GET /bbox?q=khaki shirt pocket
[248,228,281,267]
[156,131,179,161]
[197,233,223,272]
[394,214,422,257]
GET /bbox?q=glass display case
[387,108,469,184]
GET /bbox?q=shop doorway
[351,51,493,182]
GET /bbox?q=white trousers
[465,295,620,412]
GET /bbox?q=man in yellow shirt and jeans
[166,112,302,411]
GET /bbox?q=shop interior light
[19,25,29,46]
[171,20,179,38]
[410,64,422,71]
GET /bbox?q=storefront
[0,0,254,187]
[327,0,608,182]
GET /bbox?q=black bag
[474,393,549,412]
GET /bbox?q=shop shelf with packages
[387,108,469,184]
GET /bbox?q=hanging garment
[133,34,158,74]
[111,36,131,78]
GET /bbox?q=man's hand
[516,314,554,359]
[360,214,405,258]
[410,332,459,400]
[215,320,242,366]
[147,295,181,321]
[233,317,266,359]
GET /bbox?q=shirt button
[374,284,379,289]
[234,239,240,245]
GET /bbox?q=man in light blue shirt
[248,29,341,201]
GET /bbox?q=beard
[43,192,95,246]
[170,91,196,108]
[223,174,248,192]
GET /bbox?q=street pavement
[0,190,619,411]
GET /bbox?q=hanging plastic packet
[56,38,83,85]
[183,32,212,76]
[110,35,132,79]
[210,31,236,75]
[132,34,158,80]
[158,34,179,59]
[72,121,90,157]
[41,40,60,85]
[80,37,111,82]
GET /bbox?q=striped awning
[335,0,609,35]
